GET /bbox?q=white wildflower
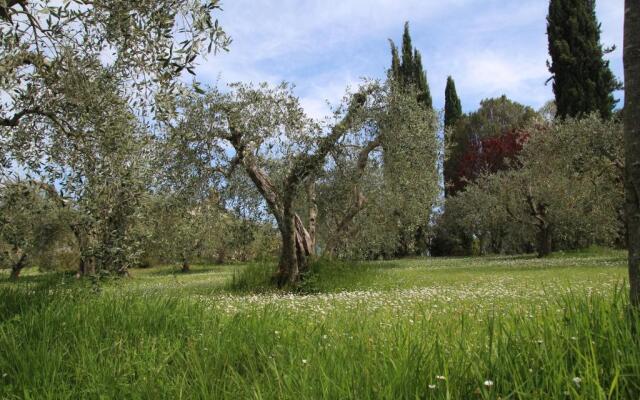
[428,384,436,390]
[484,380,494,387]
[572,377,582,386]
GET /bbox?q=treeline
[0,0,626,284]
[434,0,623,257]
[0,4,442,284]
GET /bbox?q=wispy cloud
[195,0,624,117]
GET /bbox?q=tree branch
[0,0,25,22]
[1,108,42,127]
[227,126,284,224]
[285,92,369,191]
[324,136,382,255]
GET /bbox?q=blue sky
[195,0,624,119]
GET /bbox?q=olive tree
[1,0,229,128]
[145,192,226,272]
[0,179,72,279]
[5,60,153,276]
[166,80,438,285]
[447,115,623,257]
[316,85,439,259]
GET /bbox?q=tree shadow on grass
[0,272,82,323]
[143,264,234,277]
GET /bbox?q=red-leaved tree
[451,130,529,194]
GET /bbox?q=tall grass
[0,279,638,399]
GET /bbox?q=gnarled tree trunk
[274,207,314,286]
[624,0,640,307]
[227,92,367,286]
[525,192,553,258]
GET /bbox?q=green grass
[1,250,638,399]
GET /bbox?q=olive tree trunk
[536,226,553,258]
[181,258,191,273]
[624,0,640,307]
[274,204,313,286]
[72,226,96,278]
[9,253,27,280]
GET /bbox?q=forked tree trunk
[229,91,368,286]
[624,0,640,307]
[275,212,314,287]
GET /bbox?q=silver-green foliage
[318,83,440,258]
[0,180,73,275]
[446,114,623,255]
[8,61,153,274]
[0,0,229,123]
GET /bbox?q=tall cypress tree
[389,40,401,82]
[414,50,433,109]
[389,22,433,109]
[386,22,436,256]
[443,76,462,198]
[400,22,414,86]
[547,0,619,119]
[444,76,462,129]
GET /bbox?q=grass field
[1,249,639,399]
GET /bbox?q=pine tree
[547,0,619,119]
[444,76,462,129]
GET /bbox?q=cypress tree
[400,22,414,85]
[444,76,462,129]
[414,50,433,109]
[389,22,433,110]
[389,40,401,82]
[547,0,619,119]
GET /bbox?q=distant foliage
[0,180,74,277]
[440,114,624,257]
[444,76,462,130]
[445,95,538,197]
[453,129,530,193]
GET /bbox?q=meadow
[1,249,638,399]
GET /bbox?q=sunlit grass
[0,249,637,399]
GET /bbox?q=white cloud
[195,0,625,118]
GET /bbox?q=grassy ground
[0,249,638,399]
